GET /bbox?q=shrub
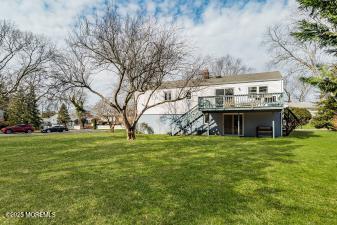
[0,121,9,129]
[137,122,154,134]
[289,107,312,125]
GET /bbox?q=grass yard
[0,131,337,225]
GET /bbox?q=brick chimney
[202,69,210,79]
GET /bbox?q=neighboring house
[42,114,75,128]
[0,109,4,122]
[42,114,59,126]
[137,71,296,137]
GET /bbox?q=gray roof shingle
[160,71,282,89]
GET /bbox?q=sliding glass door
[223,114,244,136]
[233,115,243,135]
[223,115,233,135]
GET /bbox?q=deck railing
[198,93,284,111]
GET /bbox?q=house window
[186,91,191,99]
[164,91,172,101]
[215,89,224,96]
[259,86,268,94]
[225,88,234,95]
[249,86,268,95]
[248,87,257,95]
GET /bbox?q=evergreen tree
[6,88,27,125]
[6,87,41,128]
[57,103,71,128]
[293,0,337,128]
[292,0,337,95]
[293,0,337,55]
[0,83,8,112]
[26,86,41,129]
[312,96,337,130]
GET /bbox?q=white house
[137,71,298,137]
[42,113,76,128]
[42,114,59,126]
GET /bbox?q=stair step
[171,106,204,136]
[282,107,300,136]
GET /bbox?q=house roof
[160,71,283,89]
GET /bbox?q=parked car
[41,125,68,133]
[1,124,34,134]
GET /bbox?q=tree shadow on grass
[289,130,321,139]
[86,137,306,224]
[0,133,310,225]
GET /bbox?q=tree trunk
[109,122,115,133]
[76,109,85,129]
[126,126,136,140]
[79,117,85,129]
[122,110,136,140]
[285,91,291,103]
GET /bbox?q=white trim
[248,85,269,94]
[272,120,275,139]
[280,109,283,137]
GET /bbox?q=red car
[1,124,34,134]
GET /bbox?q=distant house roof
[287,102,317,109]
[160,71,282,89]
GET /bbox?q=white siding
[138,79,283,115]
[42,114,59,125]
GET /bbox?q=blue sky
[0,0,297,104]
[79,0,288,22]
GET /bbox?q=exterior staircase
[283,107,300,136]
[171,105,299,137]
[171,105,204,136]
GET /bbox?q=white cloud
[0,0,102,46]
[0,0,298,69]
[0,0,298,104]
[175,0,298,71]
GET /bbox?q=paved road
[0,129,117,137]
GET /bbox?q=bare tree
[263,24,330,102]
[68,88,87,129]
[57,7,203,140]
[48,86,88,129]
[47,45,91,129]
[207,54,253,77]
[92,99,117,132]
[0,20,55,98]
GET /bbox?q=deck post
[280,110,283,137]
[237,114,240,136]
[272,120,275,139]
[208,122,210,136]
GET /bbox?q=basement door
[223,114,244,136]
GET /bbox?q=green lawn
[0,131,336,225]
[296,122,317,129]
